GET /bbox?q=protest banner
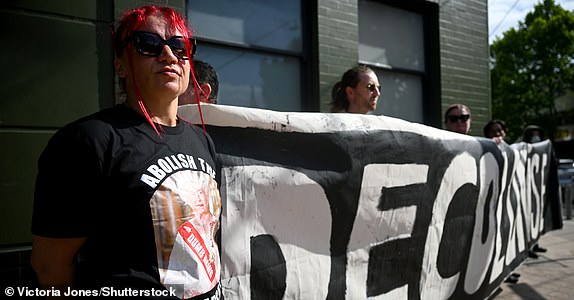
[179,104,562,299]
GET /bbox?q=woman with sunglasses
[330,65,382,114]
[444,103,472,134]
[31,6,222,299]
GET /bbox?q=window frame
[358,0,440,126]
[185,0,316,112]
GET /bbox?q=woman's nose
[158,45,178,63]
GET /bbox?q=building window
[359,0,438,124]
[187,0,305,111]
[378,70,423,122]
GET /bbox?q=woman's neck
[125,96,179,126]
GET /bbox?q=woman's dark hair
[193,60,219,103]
[330,65,373,112]
[483,119,507,137]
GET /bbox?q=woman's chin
[157,83,184,97]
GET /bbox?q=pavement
[492,216,574,300]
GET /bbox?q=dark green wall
[0,0,185,247]
[0,0,112,246]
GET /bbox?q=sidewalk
[492,218,574,300]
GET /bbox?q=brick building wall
[438,0,491,132]
[317,0,359,112]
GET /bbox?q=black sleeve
[31,124,104,238]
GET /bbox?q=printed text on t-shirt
[140,153,215,188]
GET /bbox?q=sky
[488,0,574,44]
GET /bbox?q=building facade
[0,0,490,284]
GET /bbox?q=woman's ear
[115,57,127,78]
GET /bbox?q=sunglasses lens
[448,115,470,122]
[367,84,380,93]
[133,32,162,56]
[166,37,187,59]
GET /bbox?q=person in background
[330,65,381,114]
[484,119,508,144]
[179,59,219,105]
[444,103,472,134]
[521,124,545,143]
[30,5,222,299]
[520,124,549,257]
[483,119,525,284]
[484,118,523,284]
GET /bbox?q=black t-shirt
[32,104,222,299]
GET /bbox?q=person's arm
[31,235,87,298]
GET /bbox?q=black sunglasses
[366,83,381,94]
[120,31,197,60]
[447,114,470,123]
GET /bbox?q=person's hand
[492,137,505,144]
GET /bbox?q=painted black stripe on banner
[250,234,286,300]
[206,126,352,172]
[379,183,428,209]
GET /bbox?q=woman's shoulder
[51,105,136,145]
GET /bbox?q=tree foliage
[490,0,574,141]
